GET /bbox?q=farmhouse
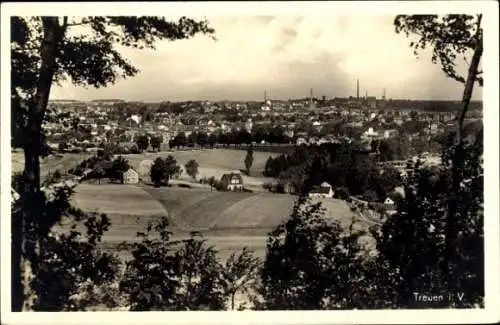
[220,172,243,191]
[308,182,334,198]
[384,197,395,209]
[122,168,139,184]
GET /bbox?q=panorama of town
[7,10,489,314]
[10,87,484,311]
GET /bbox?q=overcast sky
[50,15,483,102]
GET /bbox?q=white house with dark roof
[220,172,243,191]
[308,182,334,198]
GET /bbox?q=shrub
[119,218,227,311]
[262,182,273,192]
[256,197,372,309]
[334,187,350,200]
[185,159,199,180]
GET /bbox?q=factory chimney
[356,79,359,101]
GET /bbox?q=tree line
[264,143,404,203]
[169,127,292,149]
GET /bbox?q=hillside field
[69,184,374,262]
[11,151,88,178]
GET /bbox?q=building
[383,129,398,138]
[384,197,395,209]
[308,182,334,198]
[361,127,380,141]
[296,137,308,146]
[122,168,139,184]
[220,172,244,191]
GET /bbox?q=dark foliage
[135,134,149,152]
[150,156,181,187]
[119,218,226,311]
[185,159,199,180]
[256,196,372,309]
[150,135,163,152]
[11,175,121,310]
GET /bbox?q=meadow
[69,184,374,262]
[13,148,375,262]
[121,148,280,187]
[11,150,88,179]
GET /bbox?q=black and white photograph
[1,1,499,324]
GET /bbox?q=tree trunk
[231,292,235,310]
[454,16,483,145]
[17,17,66,311]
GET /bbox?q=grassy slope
[11,152,88,178]
[72,184,167,216]
[67,183,375,267]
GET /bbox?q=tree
[244,146,254,176]
[257,197,371,309]
[94,165,106,185]
[221,247,261,310]
[370,166,402,202]
[187,131,198,148]
[150,156,181,187]
[71,116,80,133]
[363,189,378,203]
[197,131,208,148]
[109,155,130,183]
[11,15,215,310]
[207,176,216,192]
[394,14,483,144]
[374,146,484,307]
[136,134,149,152]
[185,159,199,180]
[395,14,484,289]
[207,133,218,148]
[150,136,163,152]
[172,132,187,149]
[11,174,120,311]
[119,218,226,311]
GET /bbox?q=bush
[256,197,372,309]
[11,174,121,311]
[185,159,199,180]
[119,218,227,311]
[213,180,225,192]
[130,145,140,154]
[262,182,273,191]
[275,183,285,194]
[334,187,350,200]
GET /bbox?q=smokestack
[356,79,359,100]
[264,90,267,103]
[383,88,386,100]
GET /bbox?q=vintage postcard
[1,1,499,325]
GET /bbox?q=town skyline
[50,14,483,102]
